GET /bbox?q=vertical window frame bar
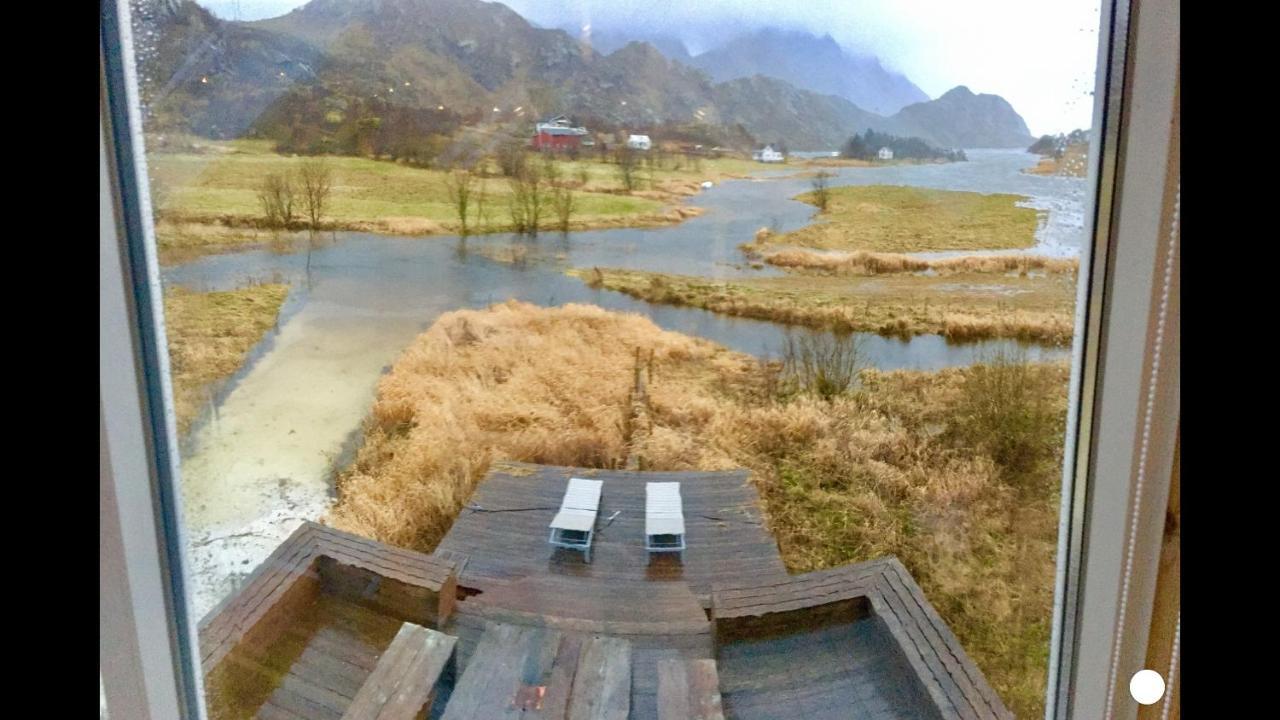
[100,2,206,718]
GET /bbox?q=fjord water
[165,149,1081,615]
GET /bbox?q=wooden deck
[200,466,1012,720]
[656,658,725,720]
[198,522,460,720]
[199,521,458,677]
[439,623,632,720]
[342,622,456,719]
[441,585,715,720]
[219,594,403,720]
[712,557,1013,719]
[432,462,789,605]
[717,616,939,720]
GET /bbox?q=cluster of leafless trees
[446,152,577,236]
[257,158,333,231]
[506,162,545,234]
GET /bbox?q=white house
[877,146,894,161]
[752,145,785,163]
[626,134,652,151]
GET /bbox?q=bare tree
[444,169,476,235]
[810,170,834,213]
[550,179,576,232]
[507,162,546,235]
[257,173,296,228]
[614,146,640,193]
[473,176,489,232]
[298,158,333,231]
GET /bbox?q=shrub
[948,348,1061,482]
[810,171,834,212]
[496,138,528,177]
[256,173,295,229]
[444,169,475,235]
[780,331,866,401]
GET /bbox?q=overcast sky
[200,0,1101,136]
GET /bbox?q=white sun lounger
[645,482,686,562]
[548,477,604,562]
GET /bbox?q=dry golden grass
[797,157,877,168]
[770,185,1040,253]
[1025,157,1058,176]
[329,301,749,550]
[1024,144,1089,178]
[329,301,1067,718]
[571,267,1077,345]
[154,221,291,265]
[163,283,289,435]
[752,247,1079,276]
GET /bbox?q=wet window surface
[111,1,1103,717]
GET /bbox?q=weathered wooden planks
[200,521,460,677]
[464,574,708,626]
[441,623,560,720]
[567,636,631,720]
[440,623,632,720]
[341,622,457,720]
[656,658,724,720]
[711,556,1012,720]
[716,617,943,720]
[200,466,1012,720]
[433,463,788,604]
[243,597,404,720]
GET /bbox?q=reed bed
[755,247,1079,276]
[572,267,1076,345]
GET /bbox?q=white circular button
[1129,669,1166,705]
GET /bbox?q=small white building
[752,145,785,163]
[877,146,894,161]
[626,134,652,151]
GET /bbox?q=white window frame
[1053,0,1180,718]
[100,5,204,717]
[98,1,1179,717]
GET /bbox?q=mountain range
[135,0,1034,151]
[689,29,928,116]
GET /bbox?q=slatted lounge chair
[645,482,686,562]
[548,477,604,562]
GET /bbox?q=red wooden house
[532,115,589,152]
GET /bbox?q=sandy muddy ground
[177,308,422,619]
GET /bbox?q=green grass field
[771,184,1041,253]
[146,141,760,243]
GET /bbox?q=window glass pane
[113,1,1103,717]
